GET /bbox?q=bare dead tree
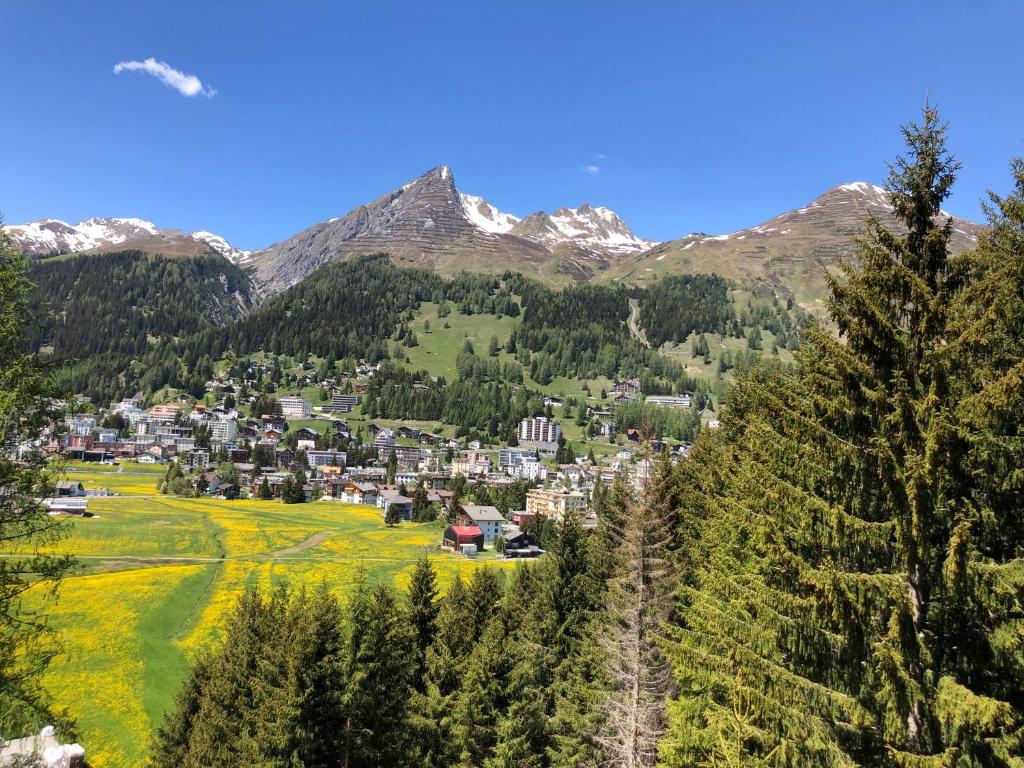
[595,454,678,768]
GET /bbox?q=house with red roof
[442,525,485,554]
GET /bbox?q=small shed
[443,525,484,553]
[54,481,85,497]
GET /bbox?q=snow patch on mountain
[500,203,656,255]
[192,231,253,263]
[3,217,161,254]
[4,217,250,263]
[459,193,520,235]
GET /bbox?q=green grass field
[25,470,512,767]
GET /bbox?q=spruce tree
[595,455,677,768]
[408,554,439,680]
[660,107,1024,766]
[0,225,74,733]
[344,583,417,767]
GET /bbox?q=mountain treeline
[659,108,1024,765]
[26,250,253,358]
[636,274,733,346]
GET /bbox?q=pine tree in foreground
[659,107,1024,766]
[0,224,74,736]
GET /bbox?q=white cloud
[113,58,216,98]
[581,164,601,175]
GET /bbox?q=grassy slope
[598,235,835,319]
[31,470,512,767]
[348,303,621,454]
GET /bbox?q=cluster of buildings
[37,362,706,555]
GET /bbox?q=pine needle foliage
[0,225,74,735]
[660,107,1024,767]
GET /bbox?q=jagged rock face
[249,166,655,295]
[611,182,985,310]
[4,217,250,262]
[251,166,547,293]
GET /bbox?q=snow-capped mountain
[4,217,251,263]
[456,192,655,254]
[613,180,986,311]
[190,231,253,264]
[459,193,520,234]
[509,204,656,254]
[251,165,653,293]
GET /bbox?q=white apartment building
[278,396,312,419]
[518,416,561,446]
[517,458,548,482]
[209,418,238,444]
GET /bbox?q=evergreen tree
[258,477,273,500]
[386,449,398,484]
[340,582,417,768]
[595,456,677,768]
[660,106,1024,766]
[412,483,435,521]
[554,434,575,465]
[0,226,73,733]
[407,555,439,679]
[279,475,296,504]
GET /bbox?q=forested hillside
[47,251,746,405]
[27,250,254,358]
[183,257,522,364]
[27,250,255,401]
[635,274,733,346]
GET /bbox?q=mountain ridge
[248,165,654,294]
[606,180,986,310]
[6,173,987,311]
[4,217,251,263]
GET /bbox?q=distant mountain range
[4,169,985,309]
[5,217,252,263]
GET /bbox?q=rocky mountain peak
[509,203,656,254]
[250,165,653,293]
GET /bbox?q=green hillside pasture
[28,496,513,767]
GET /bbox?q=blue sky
[3,1,1023,250]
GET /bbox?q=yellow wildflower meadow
[30,496,513,767]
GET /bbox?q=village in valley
[42,357,710,560]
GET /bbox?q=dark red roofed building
[442,525,485,553]
[511,510,536,526]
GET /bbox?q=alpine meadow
[3,3,1024,767]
